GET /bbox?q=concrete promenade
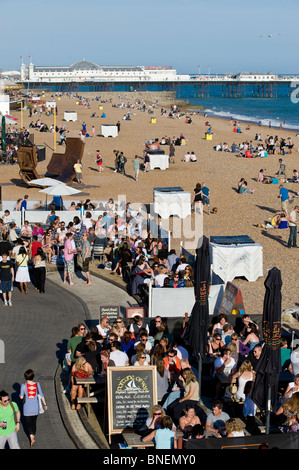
[0,263,135,449]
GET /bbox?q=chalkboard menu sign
[99,305,120,325]
[106,366,157,443]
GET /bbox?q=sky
[0,0,298,74]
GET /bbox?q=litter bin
[205,133,213,141]
[151,118,156,124]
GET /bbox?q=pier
[21,75,298,98]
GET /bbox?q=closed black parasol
[252,267,282,417]
[184,236,210,361]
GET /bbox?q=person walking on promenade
[15,246,31,295]
[33,247,47,293]
[0,390,21,449]
[0,252,14,306]
[286,206,299,248]
[19,369,47,447]
[81,232,92,286]
[63,233,77,285]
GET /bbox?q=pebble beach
[3,91,299,315]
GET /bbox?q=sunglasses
[2,398,10,403]
[116,321,122,323]
[154,412,162,416]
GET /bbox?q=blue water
[178,84,299,131]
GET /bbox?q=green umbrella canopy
[1,115,6,152]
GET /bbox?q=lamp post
[20,99,23,129]
[53,105,56,151]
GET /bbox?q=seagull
[260,33,281,38]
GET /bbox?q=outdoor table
[75,375,105,417]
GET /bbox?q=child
[276,158,286,177]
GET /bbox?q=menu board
[106,366,157,442]
[99,305,120,325]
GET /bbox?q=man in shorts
[0,253,14,307]
[81,232,92,286]
[278,184,292,217]
[201,182,210,215]
[73,159,83,184]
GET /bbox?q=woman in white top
[15,246,31,294]
[110,318,127,340]
[82,211,95,231]
[283,374,299,401]
[231,360,255,401]
[212,314,228,336]
[134,352,149,366]
[226,418,245,437]
[21,221,33,238]
[154,266,169,287]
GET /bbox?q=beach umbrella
[39,184,82,210]
[184,236,211,398]
[1,115,6,152]
[39,184,82,196]
[29,177,67,187]
[252,267,282,430]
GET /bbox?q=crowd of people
[0,194,200,304]
[56,309,299,450]
[214,133,294,159]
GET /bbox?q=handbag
[38,394,44,414]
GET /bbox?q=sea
[178,83,299,131]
